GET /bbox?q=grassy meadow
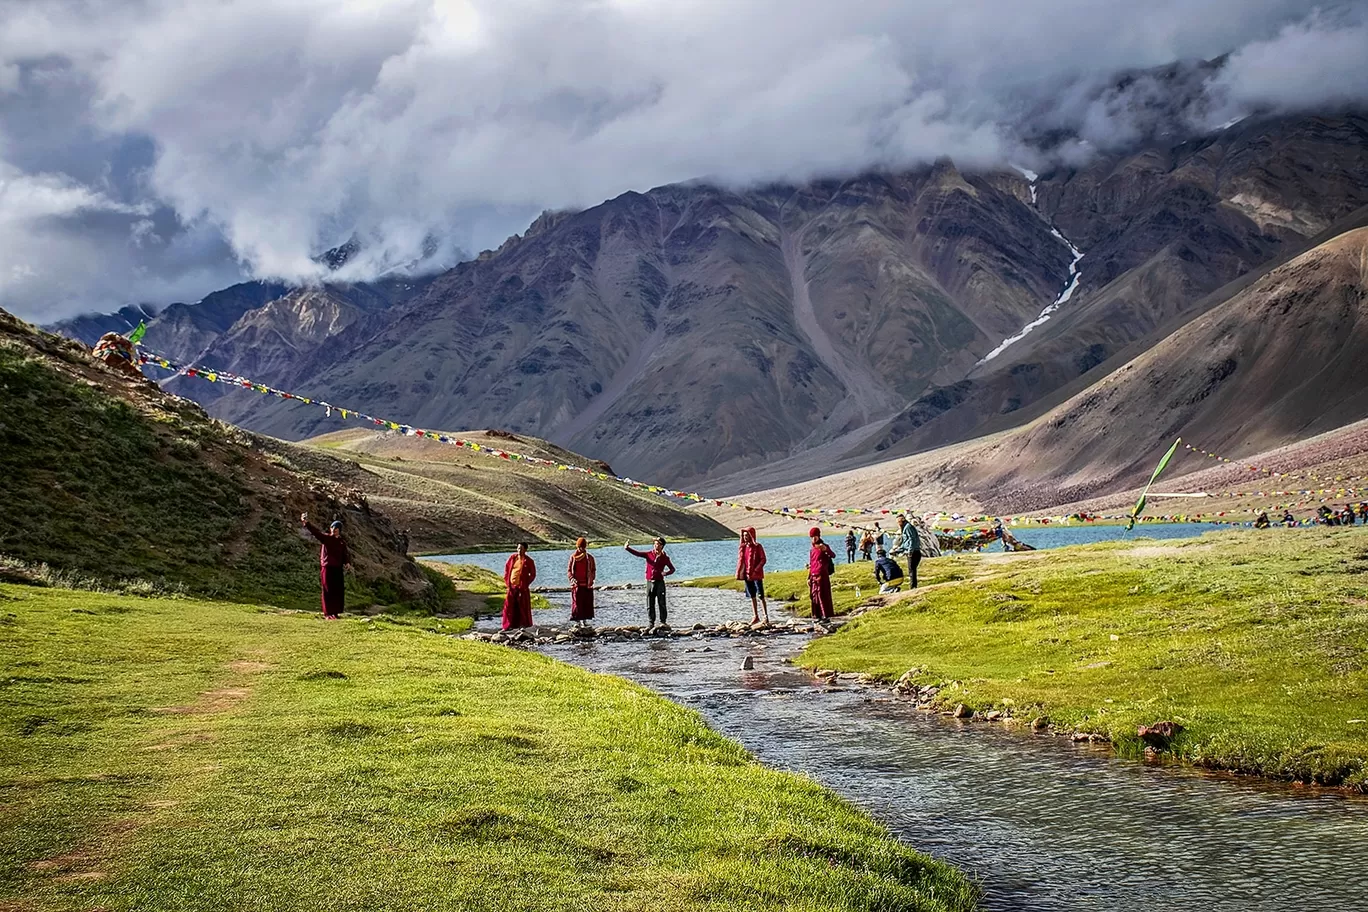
[0,584,977,912]
[799,527,1368,788]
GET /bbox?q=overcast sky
[2,0,1366,321]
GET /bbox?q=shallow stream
[472,587,1368,911]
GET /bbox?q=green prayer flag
[128,321,147,345]
[1128,437,1181,530]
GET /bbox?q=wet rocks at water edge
[461,617,842,647]
[741,655,755,671]
[1137,720,1185,749]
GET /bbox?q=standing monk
[567,538,596,628]
[807,527,836,621]
[301,512,352,619]
[625,538,675,628]
[735,527,770,625]
[502,542,536,630]
[896,513,922,589]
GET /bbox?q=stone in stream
[984,710,1003,722]
[741,656,755,671]
[952,704,973,719]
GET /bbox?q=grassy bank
[0,584,976,911]
[688,559,967,618]
[801,528,1368,788]
[420,561,552,616]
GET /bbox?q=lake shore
[762,528,1368,790]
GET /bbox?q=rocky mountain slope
[47,100,1368,498]
[720,225,1368,516]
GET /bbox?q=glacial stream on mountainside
[466,585,1368,911]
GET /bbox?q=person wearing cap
[807,527,837,621]
[300,512,353,619]
[625,538,675,628]
[735,527,769,625]
[567,538,596,627]
[502,542,537,630]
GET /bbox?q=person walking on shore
[859,529,875,561]
[845,528,857,563]
[894,513,922,589]
[301,513,352,619]
[808,527,836,622]
[626,538,675,628]
[736,527,770,625]
[502,542,536,630]
[567,538,596,628]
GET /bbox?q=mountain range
[48,75,1368,509]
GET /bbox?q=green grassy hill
[0,310,428,611]
[273,428,733,553]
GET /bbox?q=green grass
[688,560,966,618]
[800,528,1368,788]
[420,562,552,615]
[0,332,430,613]
[0,583,976,911]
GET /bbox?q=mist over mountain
[5,1,1368,320]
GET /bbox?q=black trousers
[907,550,922,588]
[647,579,668,625]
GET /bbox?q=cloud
[1207,7,1368,117]
[0,0,1365,320]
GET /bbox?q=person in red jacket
[735,527,769,625]
[807,526,837,622]
[301,512,352,619]
[567,538,596,628]
[625,538,675,628]
[502,542,537,630]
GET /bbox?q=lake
[429,522,1228,586]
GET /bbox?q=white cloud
[0,0,1365,319]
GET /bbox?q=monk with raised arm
[301,512,352,619]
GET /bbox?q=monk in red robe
[807,527,837,621]
[301,512,352,619]
[567,538,596,627]
[502,542,536,630]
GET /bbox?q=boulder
[952,703,973,719]
[741,656,755,671]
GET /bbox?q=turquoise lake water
[430,521,1230,586]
